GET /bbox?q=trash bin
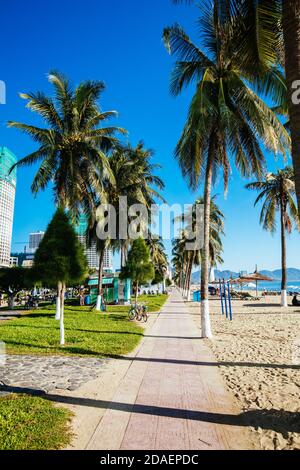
[85,295,91,306]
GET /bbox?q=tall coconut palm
[172,234,190,291]
[117,142,166,267]
[89,143,165,310]
[126,142,166,208]
[172,2,300,216]
[146,235,168,290]
[8,71,125,317]
[176,196,225,302]
[164,4,289,337]
[231,0,300,219]
[246,167,300,307]
[86,148,140,311]
[282,1,300,217]
[9,72,125,218]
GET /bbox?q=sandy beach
[190,295,300,450]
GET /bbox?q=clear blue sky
[0,0,299,272]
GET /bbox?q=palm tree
[126,142,166,208]
[146,235,168,291]
[282,1,300,217]
[9,72,125,218]
[175,196,224,302]
[246,167,300,307]
[86,222,109,312]
[9,71,125,317]
[172,234,190,292]
[117,142,166,267]
[86,148,139,311]
[232,0,300,219]
[89,142,165,310]
[164,4,289,337]
[172,2,300,216]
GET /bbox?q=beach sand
[190,295,300,450]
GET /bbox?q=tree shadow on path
[1,385,299,435]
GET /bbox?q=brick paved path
[86,290,252,450]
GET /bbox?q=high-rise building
[103,248,113,271]
[75,215,113,271]
[29,231,44,253]
[0,147,17,268]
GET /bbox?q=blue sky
[0,0,299,272]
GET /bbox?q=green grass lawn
[0,294,168,356]
[0,294,168,450]
[0,394,73,450]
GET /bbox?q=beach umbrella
[230,277,249,293]
[210,267,215,283]
[240,269,273,297]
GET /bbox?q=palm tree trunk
[183,260,188,297]
[135,281,139,306]
[186,258,193,302]
[96,249,105,311]
[201,153,214,338]
[121,244,127,268]
[280,201,288,307]
[283,0,300,216]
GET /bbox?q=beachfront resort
[1,0,300,456]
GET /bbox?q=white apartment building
[0,147,17,268]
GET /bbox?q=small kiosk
[88,274,131,305]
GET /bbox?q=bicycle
[128,304,138,321]
[128,303,148,323]
[139,304,149,323]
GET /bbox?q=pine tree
[33,209,88,345]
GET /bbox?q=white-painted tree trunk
[55,282,62,320]
[60,311,65,345]
[95,294,102,311]
[55,296,61,320]
[281,290,288,308]
[201,300,213,338]
[186,289,191,302]
[60,283,65,346]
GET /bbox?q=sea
[238,280,300,293]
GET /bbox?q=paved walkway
[83,291,252,450]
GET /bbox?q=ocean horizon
[192,280,300,293]
[245,281,300,293]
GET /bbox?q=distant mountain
[191,270,238,284]
[261,268,300,281]
[191,268,300,284]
